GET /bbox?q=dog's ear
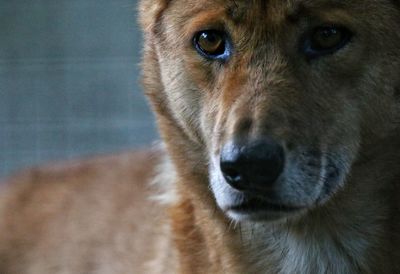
[139,0,170,33]
[139,0,172,118]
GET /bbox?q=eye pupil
[313,27,342,49]
[304,26,352,58]
[201,32,217,43]
[194,30,229,60]
[199,32,223,53]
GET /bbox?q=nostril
[222,167,240,181]
[220,145,248,190]
[220,164,243,183]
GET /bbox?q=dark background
[0,0,158,178]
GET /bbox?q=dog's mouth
[228,200,302,213]
[225,197,306,221]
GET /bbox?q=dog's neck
[167,138,400,274]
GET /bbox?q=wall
[0,0,158,178]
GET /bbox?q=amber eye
[303,26,352,59]
[193,30,231,61]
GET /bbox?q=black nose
[220,138,285,191]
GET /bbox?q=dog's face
[142,0,400,222]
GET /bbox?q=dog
[1,0,400,273]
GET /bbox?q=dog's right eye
[193,30,231,61]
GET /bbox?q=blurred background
[0,0,158,178]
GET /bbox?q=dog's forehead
[175,0,359,27]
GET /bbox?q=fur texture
[1,0,400,273]
[140,0,400,273]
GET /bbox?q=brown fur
[0,150,177,273]
[2,0,400,273]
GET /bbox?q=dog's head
[140,0,400,222]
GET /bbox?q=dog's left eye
[193,30,231,61]
[303,26,352,59]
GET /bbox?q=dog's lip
[226,199,304,214]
